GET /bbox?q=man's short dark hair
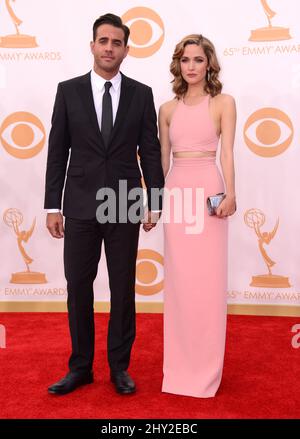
[93,13,130,45]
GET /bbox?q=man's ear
[90,41,95,54]
[124,45,130,59]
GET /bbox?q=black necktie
[101,81,113,147]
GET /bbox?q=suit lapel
[108,73,135,147]
[77,72,136,150]
[77,72,105,148]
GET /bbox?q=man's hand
[142,211,161,232]
[46,212,64,238]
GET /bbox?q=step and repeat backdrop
[0,0,299,314]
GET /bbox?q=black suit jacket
[44,71,164,219]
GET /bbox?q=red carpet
[0,312,299,419]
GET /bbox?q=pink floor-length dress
[162,96,228,398]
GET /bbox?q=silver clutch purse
[207,193,226,216]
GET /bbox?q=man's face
[90,24,129,75]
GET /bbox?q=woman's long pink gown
[162,96,228,398]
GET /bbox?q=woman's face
[180,43,208,86]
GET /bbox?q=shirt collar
[91,69,122,92]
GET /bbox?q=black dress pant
[64,217,140,373]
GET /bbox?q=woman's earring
[206,69,211,81]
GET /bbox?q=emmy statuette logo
[0,0,38,48]
[244,208,290,288]
[249,0,291,42]
[224,0,296,57]
[3,208,47,284]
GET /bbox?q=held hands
[46,212,64,238]
[216,195,237,218]
[142,211,161,232]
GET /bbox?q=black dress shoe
[110,371,136,394]
[48,371,93,395]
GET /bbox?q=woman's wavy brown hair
[170,34,222,98]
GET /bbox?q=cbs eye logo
[0,112,46,159]
[135,249,164,295]
[122,7,164,58]
[244,108,293,157]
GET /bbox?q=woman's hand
[216,195,236,218]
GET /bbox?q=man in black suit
[44,13,164,395]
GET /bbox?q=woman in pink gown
[159,35,236,397]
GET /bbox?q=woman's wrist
[226,193,236,200]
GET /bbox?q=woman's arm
[142,102,172,232]
[158,103,172,178]
[217,94,237,217]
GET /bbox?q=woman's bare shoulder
[213,93,235,105]
[160,98,178,115]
